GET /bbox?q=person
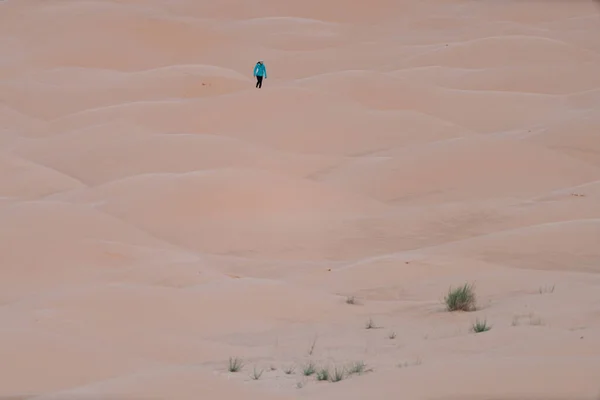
[253,60,267,88]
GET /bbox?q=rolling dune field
[1,0,600,399]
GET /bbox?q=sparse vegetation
[398,358,422,368]
[228,356,244,372]
[388,330,397,339]
[444,283,476,311]
[330,365,345,382]
[347,360,368,375]
[539,284,555,294]
[303,361,316,376]
[365,317,377,329]
[284,365,296,375]
[530,316,544,326]
[307,335,318,355]
[316,367,330,381]
[472,318,491,333]
[512,313,544,326]
[346,295,358,304]
[250,366,264,380]
[298,360,373,384]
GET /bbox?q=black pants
[256,75,263,88]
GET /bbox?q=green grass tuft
[347,360,368,375]
[250,366,263,380]
[472,318,491,333]
[316,367,330,381]
[303,361,316,376]
[444,283,476,311]
[539,284,555,294]
[228,356,244,372]
[330,365,345,382]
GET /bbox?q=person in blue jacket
[253,60,267,88]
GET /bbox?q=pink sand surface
[1,0,600,399]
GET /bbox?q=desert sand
[2,0,600,399]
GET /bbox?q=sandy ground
[2,0,600,399]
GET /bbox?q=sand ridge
[2,0,600,399]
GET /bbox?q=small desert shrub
[316,367,330,381]
[307,335,318,355]
[347,360,367,375]
[303,361,316,376]
[444,283,476,311]
[539,284,555,294]
[250,366,264,380]
[472,318,491,333]
[330,365,345,382]
[388,330,397,339]
[284,365,296,375]
[365,317,377,329]
[346,295,357,304]
[228,356,244,372]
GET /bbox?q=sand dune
[316,135,600,204]
[1,65,250,119]
[1,1,232,71]
[222,17,349,51]
[392,63,600,95]
[421,219,600,273]
[525,111,600,166]
[0,328,149,395]
[307,357,600,400]
[398,35,600,69]
[0,200,197,302]
[0,153,84,199]
[27,368,298,400]
[0,104,43,135]
[293,70,572,133]
[2,0,600,399]
[49,168,393,259]
[13,122,342,185]
[39,85,472,154]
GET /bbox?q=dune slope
[1,0,600,399]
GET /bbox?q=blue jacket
[253,62,267,78]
